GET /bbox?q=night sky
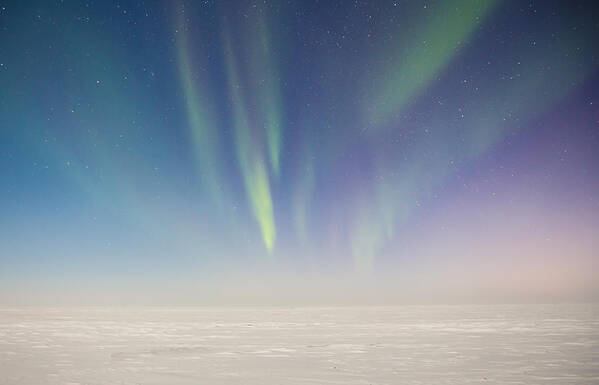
[1,0,598,305]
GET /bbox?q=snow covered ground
[0,304,598,384]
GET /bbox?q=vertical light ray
[247,159,276,252]
[350,204,383,274]
[175,9,226,208]
[292,148,315,244]
[223,27,276,253]
[252,15,283,177]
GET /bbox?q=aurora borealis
[1,0,598,304]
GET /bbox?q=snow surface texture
[0,305,598,384]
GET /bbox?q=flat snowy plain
[0,304,598,384]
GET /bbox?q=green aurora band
[365,0,498,129]
[348,10,598,271]
[166,1,596,267]
[176,10,228,210]
[223,23,276,253]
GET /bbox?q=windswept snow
[0,304,598,384]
